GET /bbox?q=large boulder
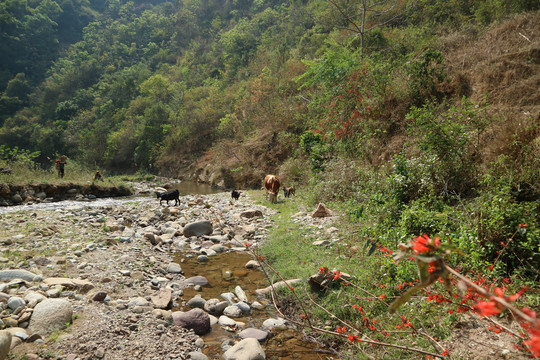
[28,299,73,336]
[0,330,11,360]
[172,308,211,335]
[311,203,333,218]
[0,270,39,282]
[238,328,268,342]
[183,221,213,237]
[223,338,266,360]
[185,276,209,286]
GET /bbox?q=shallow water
[166,180,224,196]
[0,195,153,214]
[0,180,223,214]
[175,251,337,360]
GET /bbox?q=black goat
[231,190,241,200]
[157,189,180,206]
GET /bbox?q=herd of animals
[155,174,294,206]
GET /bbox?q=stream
[1,180,337,359]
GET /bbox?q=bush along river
[0,182,338,359]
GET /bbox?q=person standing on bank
[56,155,67,178]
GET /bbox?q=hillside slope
[191,12,539,190]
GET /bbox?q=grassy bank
[0,147,159,188]
[253,182,539,359]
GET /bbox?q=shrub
[278,157,311,186]
[399,197,453,236]
[299,130,330,171]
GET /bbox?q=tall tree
[328,0,400,56]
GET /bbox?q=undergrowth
[254,166,539,359]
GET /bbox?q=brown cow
[264,175,280,204]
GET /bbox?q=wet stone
[187,296,206,309]
[238,328,268,342]
[185,276,208,286]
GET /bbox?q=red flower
[524,327,540,357]
[410,234,442,254]
[518,223,528,228]
[336,326,346,334]
[380,294,387,299]
[441,349,449,356]
[333,270,342,280]
[473,300,501,316]
[319,266,328,274]
[411,234,431,253]
[507,287,528,302]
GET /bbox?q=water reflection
[167,180,223,196]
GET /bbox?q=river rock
[42,278,94,291]
[223,338,265,360]
[0,330,11,360]
[204,299,228,315]
[28,299,73,336]
[144,232,158,245]
[210,244,228,253]
[245,260,260,269]
[24,292,45,306]
[151,288,172,309]
[206,235,229,243]
[187,296,206,309]
[255,279,302,295]
[235,302,250,314]
[200,248,217,257]
[218,315,238,327]
[223,305,242,318]
[128,297,150,307]
[166,263,182,274]
[189,351,209,360]
[238,328,268,342]
[91,291,107,302]
[0,270,39,282]
[185,276,209,286]
[183,221,213,237]
[262,318,288,331]
[234,286,248,303]
[251,301,265,310]
[7,297,25,311]
[172,308,210,335]
[240,209,263,218]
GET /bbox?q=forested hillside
[1,1,539,357]
[0,0,536,177]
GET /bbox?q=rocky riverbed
[0,186,337,360]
